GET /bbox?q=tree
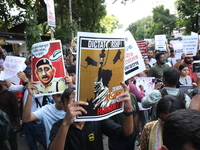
[126,16,152,40]
[24,5,42,52]
[99,14,123,33]
[175,0,200,34]
[127,5,176,40]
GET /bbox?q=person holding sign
[174,53,197,83]
[34,58,66,94]
[49,82,135,150]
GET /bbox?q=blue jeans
[23,122,46,150]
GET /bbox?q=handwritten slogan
[0,56,26,84]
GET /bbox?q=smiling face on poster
[31,40,66,96]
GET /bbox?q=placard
[124,31,146,81]
[136,40,147,57]
[155,34,167,51]
[31,40,66,96]
[182,35,198,56]
[0,56,26,84]
[75,32,125,121]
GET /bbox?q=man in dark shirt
[0,80,20,150]
[49,82,135,150]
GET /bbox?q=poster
[173,42,183,59]
[75,32,125,121]
[31,40,66,96]
[124,31,146,81]
[0,56,26,85]
[45,0,56,27]
[155,34,167,51]
[134,77,155,96]
[182,35,198,56]
[136,40,147,57]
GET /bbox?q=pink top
[129,80,145,102]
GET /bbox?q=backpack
[35,96,51,108]
[159,88,186,106]
[0,109,11,141]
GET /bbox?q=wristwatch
[192,89,200,96]
[23,80,30,86]
[123,106,136,116]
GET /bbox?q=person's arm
[189,76,200,110]
[173,53,185,69]
[117,82,134,136]
[141,90,161,108]
[165,42,170,58]
[49,91,88,150]
[22,82,38,122]
[129,81,145,102]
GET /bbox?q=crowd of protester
[0,40,200,150]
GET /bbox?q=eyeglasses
[37,67,51,72]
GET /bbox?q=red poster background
[136,41,147,57]
[32,40,65,81]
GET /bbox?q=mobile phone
[192,60,200,73]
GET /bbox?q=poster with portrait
[31,40,66,96]
[134,77,155,96]
[75,32,125,122]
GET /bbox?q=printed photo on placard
[31,40,66,96]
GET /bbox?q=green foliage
[99,14,123,33]
[24,6,42,52]
[175,0,200,34]
[127,5,176,40]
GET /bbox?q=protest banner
[182,35,198,56]
[136,40,147,57]
[31,40,66,96]
[45,0,56,27]
[179,85,196,99]
[155,34,167,51]
[75,32,125,121]
[173,42,183,59]
[134,77,155,96]
[124,31,146,81]
[0,56,26,85]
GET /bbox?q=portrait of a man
[35,58,66,94]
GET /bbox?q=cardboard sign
[136,40,147,57]
[124,31,146,81]
[31,40,66,96]
[155,34,167,51]
[182,35,198,56]
[75,32,125,121]
[0,56,26,84]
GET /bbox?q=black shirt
[49,118,133,150]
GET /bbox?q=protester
[147,52,169,79]
[142,67,191,120]
[139,95,185,150]
[0,80,21,150]
[174,53,197,83]
[144,64,151,76]
[144,49,156,66]
[178,64,193,86]
[161,109,200,150]
[189,75,200,111]
[48,83,135,150]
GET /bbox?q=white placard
[155,34,167,51]
[46,0,56,27]
[124,31,145,81]
[0,56,26,84]
[182,35,198,56]
[135,77,155,96]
